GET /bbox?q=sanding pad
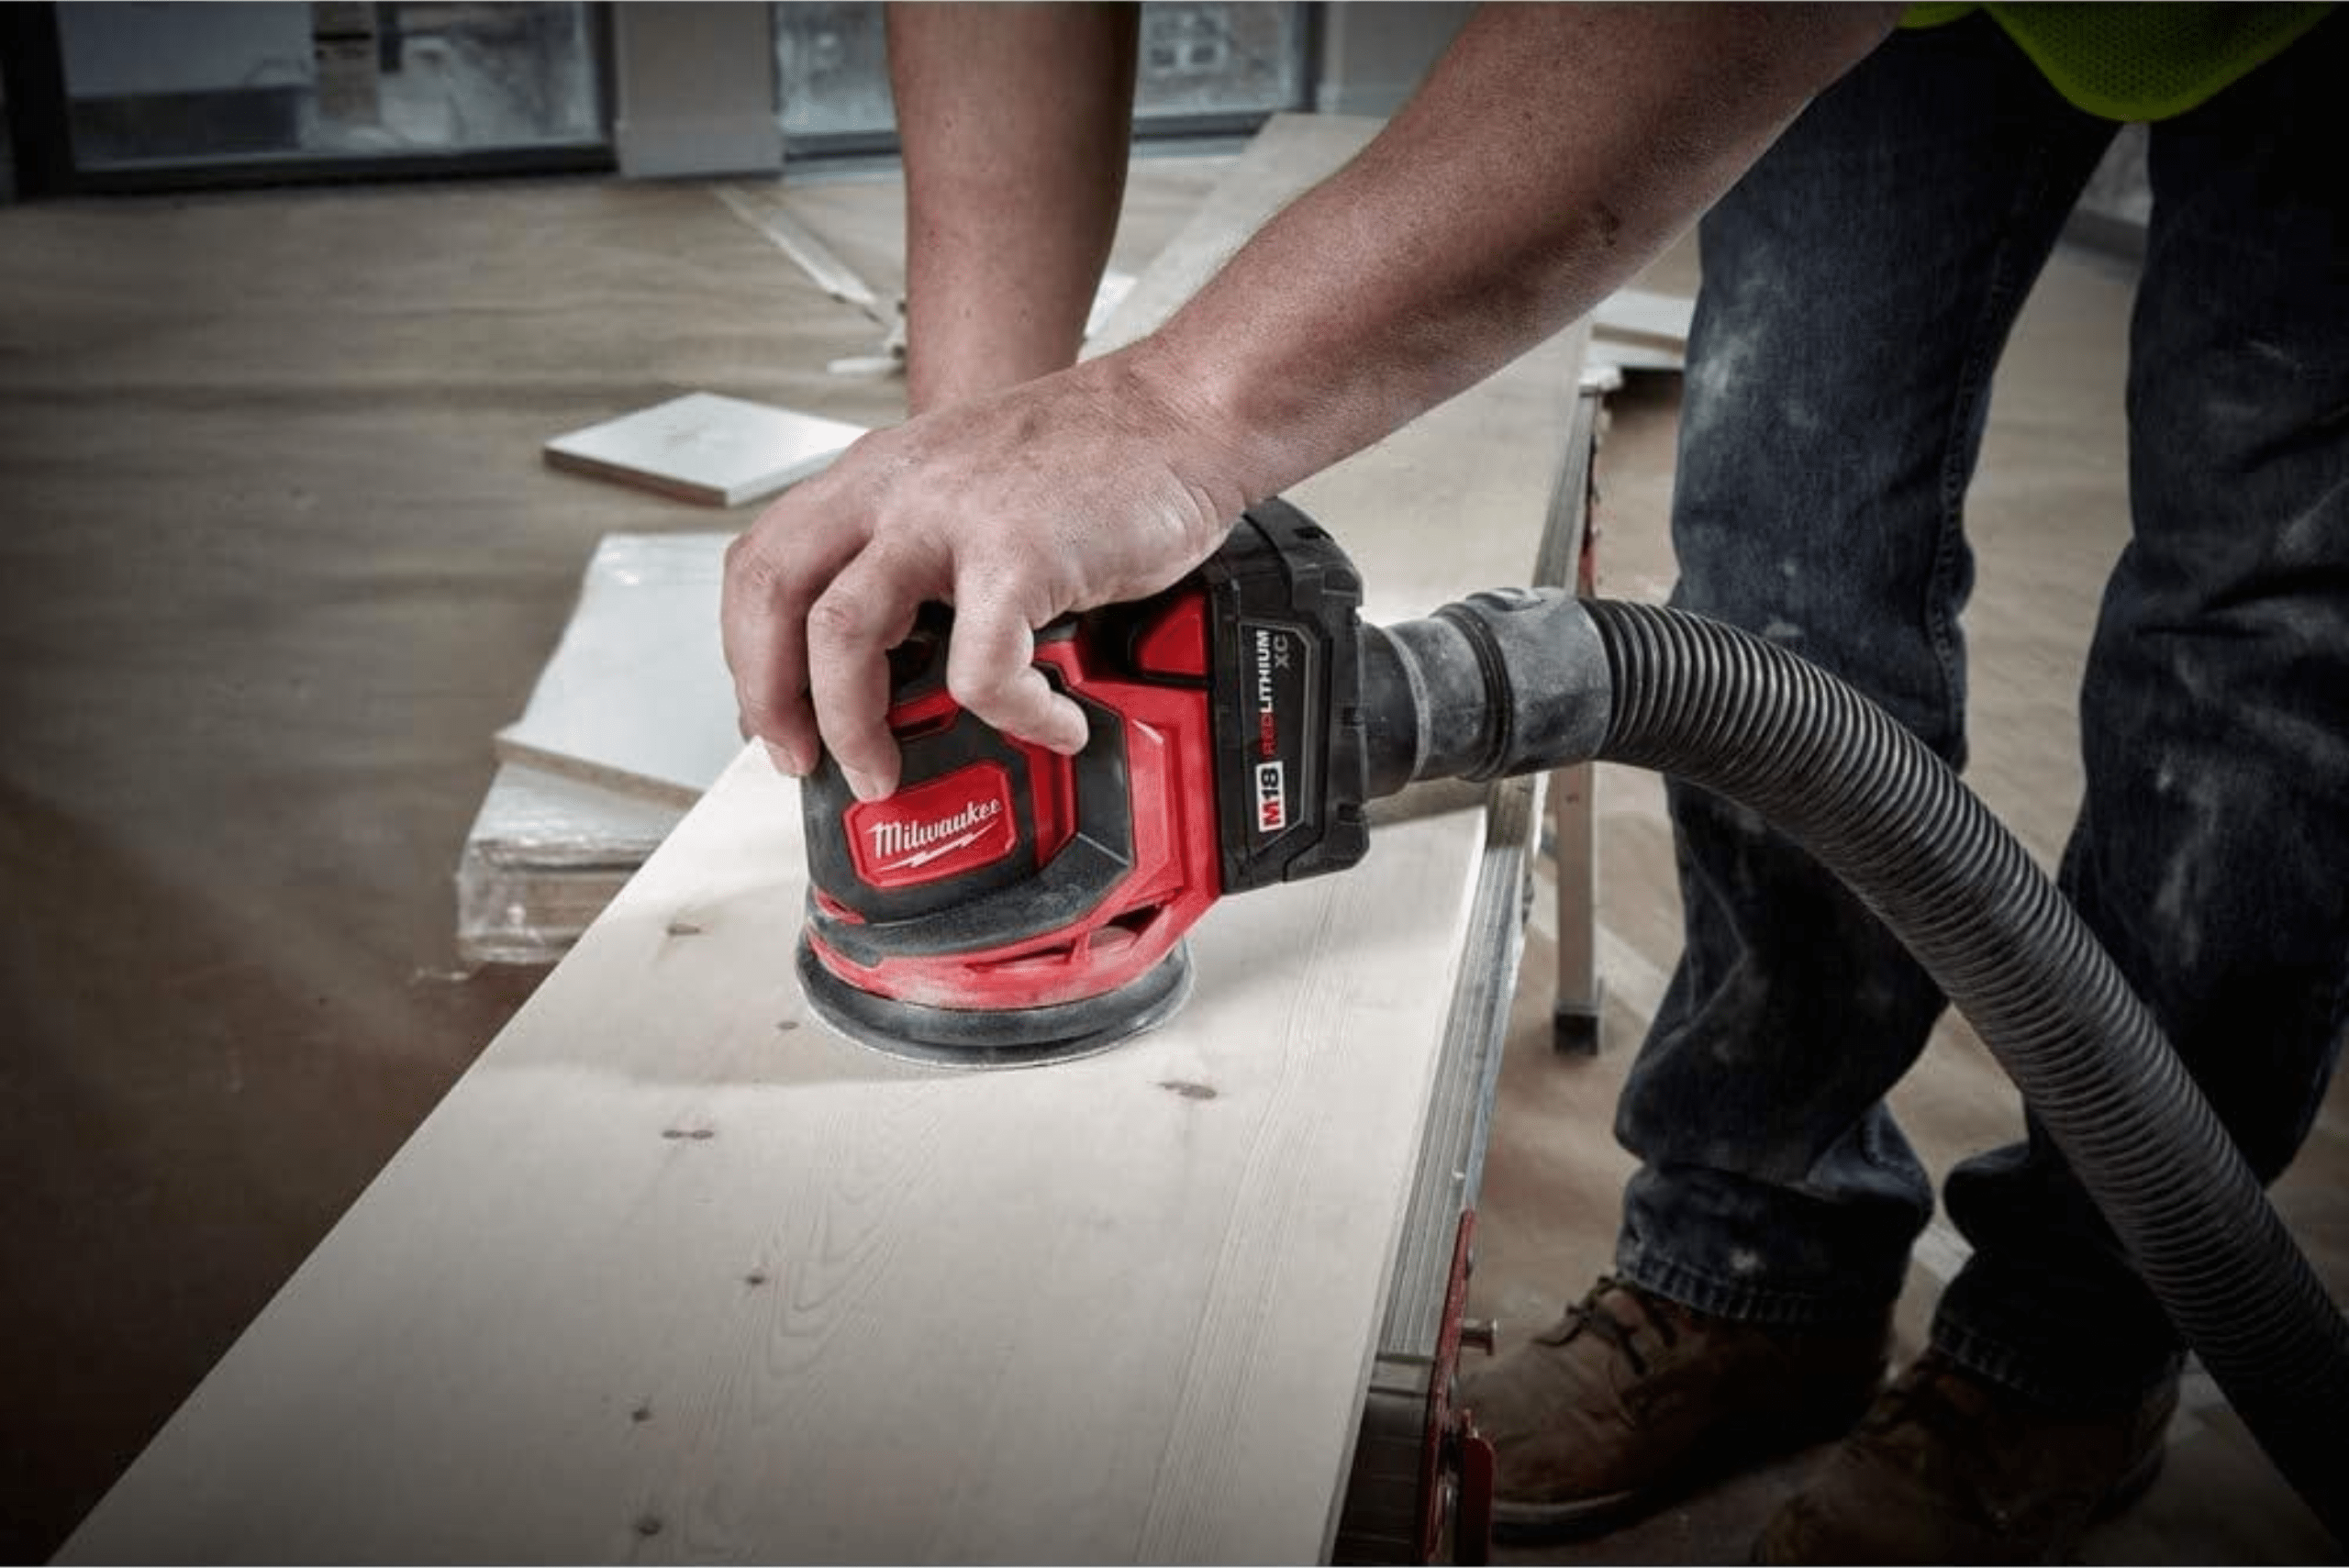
[796,936,1194,1070]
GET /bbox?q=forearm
[888,2,1138,414]
[1130,3,1899,507]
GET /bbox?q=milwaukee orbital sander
[796,499,1610,1067]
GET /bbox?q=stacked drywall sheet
[454,763,685,965]
[491,530,740,806]
[456,531,737,965]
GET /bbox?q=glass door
[23,2,610,190]
[774,2,1314,159]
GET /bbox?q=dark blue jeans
[1615,11,2349,1408]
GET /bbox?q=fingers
[787,546,1085,801]
[721,485,876,782]
[723,374,1224,800]
[728,477,1083,804]
[721,528,818,779]
[804,549,931,802]
[943,598,1091,757]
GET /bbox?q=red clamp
[1419,1209,1498,1563]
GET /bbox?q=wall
[1314,2,1465,117]
[612,0,781,178]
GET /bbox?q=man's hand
[721,346,1243,802]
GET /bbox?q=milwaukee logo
[849,764,1018,889]
[869,797,1003,868]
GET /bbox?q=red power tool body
[796,500,1375,1064]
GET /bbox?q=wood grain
[59,748,1485,1564]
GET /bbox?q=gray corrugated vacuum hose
[1575,595,2346,1542]
[1361,585,2346,1540]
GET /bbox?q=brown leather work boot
[1751,1350,2177,1564]
[1457,1275,1891,1541]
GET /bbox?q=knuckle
[945,664,1012,711]
[947,656,1040,720]
[723,531,782,594]
[804,591,874,648]
[733,689,780,736]
[733,676,811,743]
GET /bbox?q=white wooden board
[544,393,864,508]
[494,531,739,806]
[1590,286,1694,374]
[1593,286,1694,348]
[65,115,1586,1564]
[62,746,1486,1565]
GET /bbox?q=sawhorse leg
[1537,382,1607,1054]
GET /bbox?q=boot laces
[1559,1274,1679,1379]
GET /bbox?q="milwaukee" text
[869,796,1004,860]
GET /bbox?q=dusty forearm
[888,2,1138,413]
[1130,3,1899,504]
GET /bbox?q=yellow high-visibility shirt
[1902,2,2333,120]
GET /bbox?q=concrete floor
[0,150,2341,1563]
